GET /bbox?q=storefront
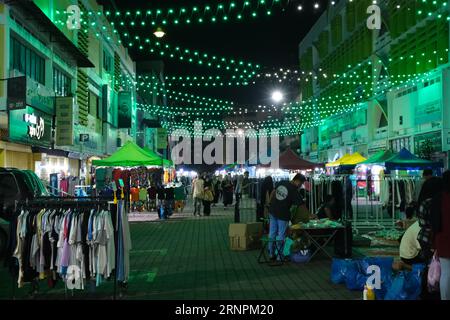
[2,105,53,170]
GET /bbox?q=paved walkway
[0,203,361,300]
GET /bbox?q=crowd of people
[191,171,251,216]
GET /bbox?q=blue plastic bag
[363,257,394,300]
[331,257,394,294]
[331,259,354,285]
[385,264,425,300]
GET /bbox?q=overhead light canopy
[153,27,166,38]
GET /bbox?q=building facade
[298,0,450,169]
[0,0,162,184]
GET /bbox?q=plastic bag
[291,250,311,263]
[331,257,394,294]
[385,264,425,300]
[331,259,352,284]
[283,237,295,257]
[427,253,441,293]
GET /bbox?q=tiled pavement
[0,202,361,300]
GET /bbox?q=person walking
[222,173,233,209]
[203,175,214,216]
[267,174,308,261]
[192,174,204,216]
[434,170,450,300]
[213,175,222,206]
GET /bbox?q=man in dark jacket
[267,174,308,260]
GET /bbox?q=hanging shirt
[130,187,139,202]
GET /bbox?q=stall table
[290,221,345,262]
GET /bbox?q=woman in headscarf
[222,173,234,209]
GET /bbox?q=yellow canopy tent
[326,152,367,167]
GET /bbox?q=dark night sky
[97,0,328,107]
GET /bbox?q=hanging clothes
[8,201,129,291]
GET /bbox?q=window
[88,91,99,117]
[53,67,72,97]
[10,36,46,85]
[103,49,112,72]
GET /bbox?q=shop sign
[157,128,168,149]
[79,134,90,142]
[415,100,441,126]
[26,78,55,114]
[118,91,132,128]
[7,76,26,110]
[9,106,52,148]
[55,97,75,146]
[24,113,45,139]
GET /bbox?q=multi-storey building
[0,0,161,183]
[298,0,450,169]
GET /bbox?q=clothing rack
[10,196,124,300]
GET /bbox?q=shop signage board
[157,128,168,149]
[7,76,26,110]
[9,106,52,148]
[55,97,75,146]
[415,100,442,126]
[26,78,55,114]
[118,91,132,128]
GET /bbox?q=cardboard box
[229,223,263,251]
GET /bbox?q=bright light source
[271,90,284,103]
[297,5,303,10]
[153,27,166,38]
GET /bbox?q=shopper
[174,181,186,212]
[222,174,234,209]
[192,174,204,216]
[434,170,450,300]
[417,169,435,203]
[147,183,157,212]
[213,175,222,206]
[399,221,423,266]
[260,176,274,220]
[203,176,214,216]
[267,174,308,260]
[242,171,250,198]
[417,177,443,261]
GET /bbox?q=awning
[260,149,324,170]
[384,148,443,170]
[326,152,367,167]
[92,141,163,167]
[359,150,396,165]
[142,147,174,167]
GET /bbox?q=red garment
[60,178,69,196]
[435,192,450,258]
[130,187,139,202]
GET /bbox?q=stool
[258,235,285,266]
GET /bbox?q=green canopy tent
[359,150,396,165]
[92,141,163,167]
[142,147,174,168]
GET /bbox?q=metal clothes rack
[11,196,123,300]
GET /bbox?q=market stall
[92,141,166,211]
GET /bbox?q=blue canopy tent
[384,148,443,170]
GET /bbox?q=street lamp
[271,90,284,103]
[153,27,166,38]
